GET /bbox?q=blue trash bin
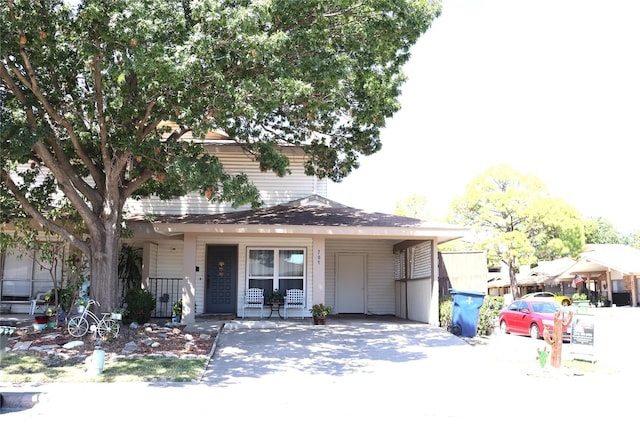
[449,289,486,338]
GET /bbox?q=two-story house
[1,130,468,325]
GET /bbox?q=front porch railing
[148,278,182,318]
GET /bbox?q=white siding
[125,150,328,216]
[325,239,395,315]
[412,243,432,279]
[155,242,184,279]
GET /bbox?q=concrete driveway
[200,316,472,385]
[2,311,638,424]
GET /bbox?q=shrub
[477,295,503,336]
[124,288,156,324]
[439,297,453,331]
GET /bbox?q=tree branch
[0,169,90,256]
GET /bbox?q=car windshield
[531,302,562,313]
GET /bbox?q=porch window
[394,242,432,281]
[1,248,62,299]
[247,248,305,294]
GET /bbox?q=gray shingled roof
[144,204,432,228]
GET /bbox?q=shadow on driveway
[200,316,468,385]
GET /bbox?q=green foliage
[0,0,441,309]
[309,303,332,318]
[393,194,432,220]
[477,296,503,336]
[573,292,588,301]
[449,164,585,297]
[118,244,142,294]
[172,299,183,317]
[44,286,77,315]
[124,288,156,324]
[266,290,284,304]
[584,217,623,244]
[0,352,208,383]
[439,298,453,331]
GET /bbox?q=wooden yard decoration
[542,309,573,368]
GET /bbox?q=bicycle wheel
[97,319,120,338]
[67,315,89,337]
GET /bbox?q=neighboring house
[1,135,469,325]
[486,244,640,307]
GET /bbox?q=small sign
[570,313,596,362]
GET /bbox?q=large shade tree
[0,0,441,310]
[448,164,584,298]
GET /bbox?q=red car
[498,300,570,340]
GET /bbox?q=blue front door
[205,245,237,314]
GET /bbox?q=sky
[327,0,639,234]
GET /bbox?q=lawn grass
[0,353,209,383]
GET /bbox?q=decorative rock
[129,322,139,329]
[40,332,61,341]
[145,326,153,333]
[157,333,168,339]
[151,342,160,348]
[123,341,140,354]
[13,341,33,351]
[141,337,154,346]
[40,344,60,350]
[63,340,84,349]
[199,333,211,340]
[184,334,193,341]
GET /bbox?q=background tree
[583,217,623,244]
[624,232,640,250]
[393,194,432,220]
[0,0,441,310]
[448,164,584,298]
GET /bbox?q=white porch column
[141,242,157,290]
[182,233,197,325]
[312,237,326,306]
[429,241,440,325]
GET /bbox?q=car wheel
[530,323,540,340]
[500,320,509,335]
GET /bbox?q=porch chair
[242,288,264,319]
[283,289,305,319]
[30,291,50,315]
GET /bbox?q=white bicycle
[67,299,120,338]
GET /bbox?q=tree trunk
[509,261,520,299]
[88,214,122,312]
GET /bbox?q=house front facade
[1,140,468,325]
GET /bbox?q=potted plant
[33,315,49,331]
[267,290,284,305]
[572,292,589,313]
[599,294,611,307]
[172,299,182,323]
[77,296,89,313]
[309,303,332,325]
[46,307,58,328]
[111,306,128,321]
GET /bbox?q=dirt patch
[6,321,218,362]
